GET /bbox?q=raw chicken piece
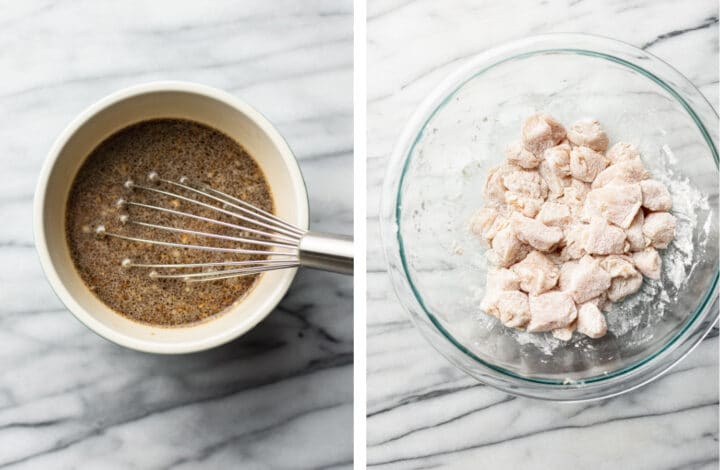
[490,226,530,267]
[496,290,531,328]
[592,158,649,189]
[527,290,577,332]
[484,164,515,205]
[565,255,612,303]
[566,179,591,202]
[502,168,547,199]
[583,218,626,255]
[560,223,587,260]
[470,207,498,239]
[642,212,676,249]
[576,302,607,338]
[606,142,640,164]
[567,118,609,152]
[625,210,646,252]
[552,320,576,341]
[537,201,572,227]
[607,270,643,302]
[505,141,541,169]
[559,180,591,217]
[632,247,662,280]
[640,180,672,212]
[487,268,521,291]
[579,198,602,223]
[599,254,642,302]
[538,160,570,198]
[480,268,521,314]
[586,293,610,312]
[555,139,572,152]
[585,182,642,229]
[470,207,509,243]
[544,143,572,177]
[521,114,566,155]
[558,259,579,291]
[569,146,609,183]
[505,192,543,218]
[509,213,564,252]
[599,254,636,278]
[512,250,560,295]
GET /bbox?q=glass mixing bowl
[380,34,719,401]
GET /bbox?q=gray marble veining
[0,1,352,468]
[367,0,718,468]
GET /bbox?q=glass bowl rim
[382,33,719,396]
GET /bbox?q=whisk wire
[124,200,298,244]
[99,228,292,256]
[95,172,352,283]
[164,177,304,236]
[133,182,303,241]
[128,220,297,251]
[150,262,300,281]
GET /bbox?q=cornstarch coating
[66,119,274,326]
[471,114,676,340]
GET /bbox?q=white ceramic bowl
[34,81,309,354]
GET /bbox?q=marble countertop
[0,1,352,468]
[367,0,718,468]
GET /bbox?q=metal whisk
[94,171,353,281]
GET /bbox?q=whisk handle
[298,231,354,275]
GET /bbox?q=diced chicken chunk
[484,164,515,205]
[470,207,498,240]
[599,255,636,278]
[583,218,626,255]
[599,254,642,302]
[470,207,509,243]
[569,146,609,182]
[505,141,541,169]
[566,179,591,202]
[505,192,543,218]
[510,213,563,252]
[560,223,587,261]
[486,268,520,291]
[625,210,646,252]
[538,160,570,198]
[544,143,572,177]
[559,180,591,217]
[490,226,530,267]
[565,255,612,303]
[480,268,521,315]
[567,118,609,152]
[527,290,577,332]
[585,183,642,229]
[552,321,576,341]
[480,268,529,325]
[607,270,642,302]
[576,303,607,338]
[632,247,662,280]
[537,201,572,227]
[496,290,531,328]
[592,158,649,189]
[606,142,640,164]
[558,259,579,291]
[586,293,610,312]
[502,169,547,199]
[512,250,560,295]
[640,180,672,212]
[642,212,676,249]
[521,114,566,155]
